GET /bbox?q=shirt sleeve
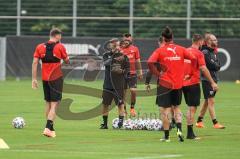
[198,52,206,67]
[183,47,196,60]
[148,49,161,77]
[135,47,141,59]
[33,44,41,58]
[60,44,68,59]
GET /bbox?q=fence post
[17,0,21,36]
[129,0,134,36]
[0,38,6,81]
[72,0,77,37]
[186,0,191,39]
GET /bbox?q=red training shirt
[148,43,196,89]
[183,47,206,86]
[121,45,141,75]
[33,41,68,81]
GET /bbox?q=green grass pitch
[0,80,239,159]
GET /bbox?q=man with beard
[100,38,130,129]
[196,34,225,129]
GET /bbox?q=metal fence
[0,0,240,38]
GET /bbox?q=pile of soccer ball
[112,118,163,131]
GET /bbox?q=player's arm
[202,50,221,71]
[136,59,143,79]
[147,49,161,77]
[32,57,39,89]
[103,52,112,66]
[135,48,143,79]
[61,45,70,64]
[124,55,130,77]
[145,70,152,92]
[200,66,218,91]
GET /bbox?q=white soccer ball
[134,118,144,130]
[12,117,25,129]
[146,119,155,131]
[123,119,135,130]
[142,118,151,130]
[112,118,119,129]
[153,119,163,131]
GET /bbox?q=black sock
[212,119,218,125]
[172,118,176,124]
[102,115,108,126]
[130,102,135,109]
[187,125,194,136]
[197,116,203,123]
[164,130,169,139]
[46,120,54,131]
[176,123,182,132]
[118,115,124,127]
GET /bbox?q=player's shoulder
[130,45,139,51]
[55,42,65,49]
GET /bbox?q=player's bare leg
[160,107,171,142]
[123,89,128,116]
[208,98,225,129]
[45,102,51,118]
[100,104,109,129]
[130,88,137,117]
[173,106,184,142]
[43,101,59,137]
[196,100,208,128]
[118,103,125,128]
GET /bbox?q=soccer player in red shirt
[148,26,196,142]
[183,34,218,139]
[32,28,69,138]
[120,33,143,117]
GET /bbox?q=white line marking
[0,138,10,149]
[127,154,183,159]
[4,149,182,158]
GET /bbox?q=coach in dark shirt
[196,33,225,129]
[100,38,130,129]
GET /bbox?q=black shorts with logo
[183,83,201,107]
[202,80,217,99]
[125,74,137,89]
[42,77,63,102]
[102,89,124,106]
[156,85,182,108]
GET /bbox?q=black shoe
[100,124,108,129]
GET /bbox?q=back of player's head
[204,32,211,41]
[161,26,173,42]
[192,34,203,43]
[123,33,132,38]
[50,28,62,37]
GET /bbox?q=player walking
[32,28,69,137]
[196,34,225,129]
[100,38,130,129]
[183,34,218,139]
[120,33,143,117]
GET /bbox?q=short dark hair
[162,26,173,42]
[192,34,203,43]
[123,33,132,38]
[50,28,62,37]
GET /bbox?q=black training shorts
[102,89,124,106]
[42,77,63,102]
[183,83,201,107]
[156,85,182,108]
[202,80,217,99]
